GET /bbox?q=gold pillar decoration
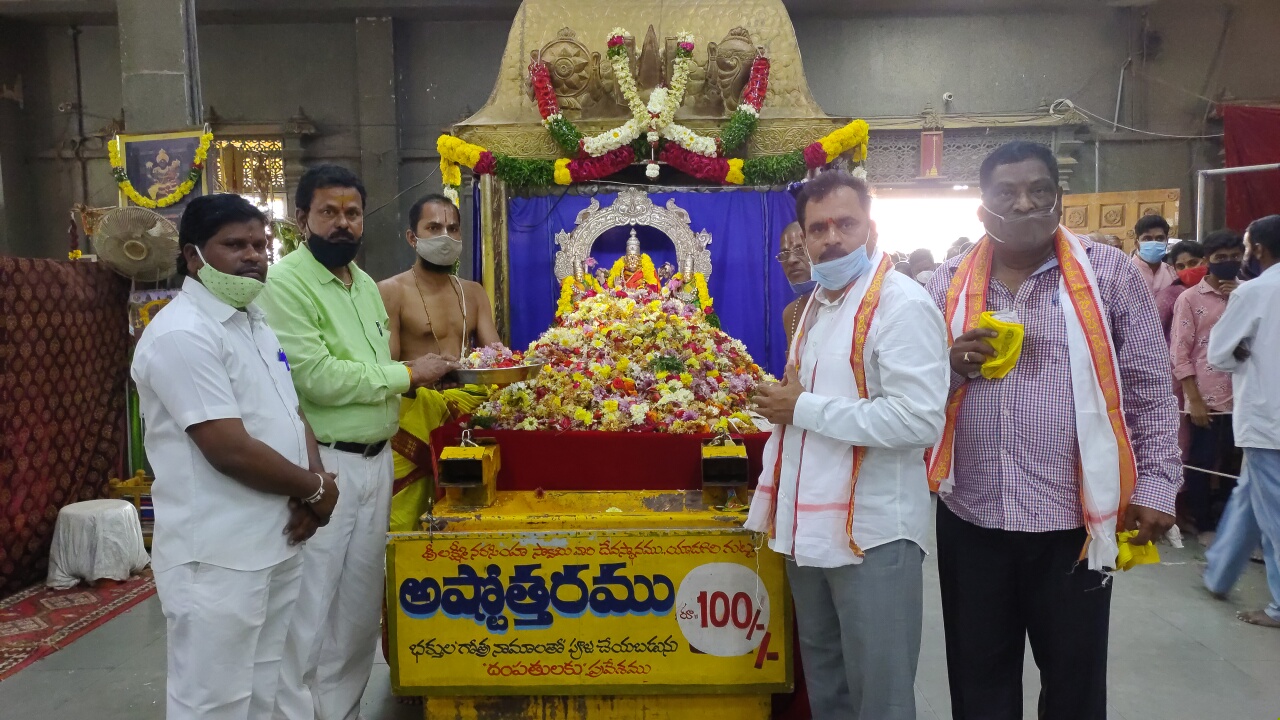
[478,175,512,343]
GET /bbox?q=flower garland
[556,274,607,319]
[660,119,869,185]
[607,29,647,127]
[109,131,212,209]
[437,134,634,201]
[607,254,660,291]
[436,119,868,197]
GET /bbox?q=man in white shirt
[133,194,339,719]
[746,171,949,719]
[1208,214,1280,629]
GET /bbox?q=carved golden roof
[454,0,848,158]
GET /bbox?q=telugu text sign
[386,529,791,695]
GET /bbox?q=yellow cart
[386,489,792,720]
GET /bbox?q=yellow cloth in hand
[976,311,1025,379]
[1115,530,1160,571]
[389,385,489,532]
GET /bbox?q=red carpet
[0,572,155,682]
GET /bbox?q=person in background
[1157,240,1206,339]
[926,142,1181,719]
[946,236,972,260]
[261,165,459,720]
[1133,214,1178,295]
[378,192,499,532]
[776,221,814,345]
[1207,214,1280,629]
[748,171,948,720]
[908,248,937,285]
[1171,230,1244,544]
[133,194,338,719]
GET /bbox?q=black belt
[321,440,387,458]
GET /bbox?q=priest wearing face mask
[924,142,1181,720]
[377,193,500,532]
[132,194,337,719]
[259,165,460,720]
[746,171,949,720]
[1132,214,1178,295]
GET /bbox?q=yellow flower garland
[554,158,573,186]
[607,254,659,289]
[725,158,745,185]
[556,276,577,318]
[109,131,213,209]
[672,271,714,312]
[819,119,870,163]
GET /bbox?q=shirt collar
[1196,278,1224,296]
[181,276,266,323]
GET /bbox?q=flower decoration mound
[470,289,770,434]
[110,131,212,209]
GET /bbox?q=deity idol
[614,230,650,290]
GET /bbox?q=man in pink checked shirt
[1171,229,1245,541]
[925,142,1182,720]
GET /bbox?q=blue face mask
[809,244,871,291]
[1137,240,1167,263]
[789,279,817,295]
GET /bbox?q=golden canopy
[453,0,848,158]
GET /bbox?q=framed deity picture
[113,129,212,223]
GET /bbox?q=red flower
[741,56,771,110]
[615,290,627,298]
[607,35,627,48]
[473,151,496,175]
[528,60,561,119]
[803,142,827,170]
[659,143,730,182]
[567,146,634,182]
[678,41,694,53]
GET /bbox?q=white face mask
[414,233,462,267]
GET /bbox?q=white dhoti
[273,445,393,720]
[155,553,303,720]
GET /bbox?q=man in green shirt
[261,165,456,720]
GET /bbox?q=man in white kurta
[133,194,337,720]
[748,172,948,720]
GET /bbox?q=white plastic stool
[46,499,151,589]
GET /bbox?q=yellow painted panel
[426,490,750,532]
[422,693,770,719]
[386,526,791,697]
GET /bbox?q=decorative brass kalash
[386,2,870,718]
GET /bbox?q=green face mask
[194,246,265,308]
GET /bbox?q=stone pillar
[354,17,404,281]
[117,0,201,132]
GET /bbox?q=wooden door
[1062,189,1181,254]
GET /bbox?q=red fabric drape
[1222,105,1280,231]
[0,258,128,594]
[428,425,768,491]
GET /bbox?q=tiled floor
[2,523,1277,719]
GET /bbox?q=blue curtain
[503,189,798,377]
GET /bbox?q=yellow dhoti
[389,386,488,532]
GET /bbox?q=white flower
[647,86,669,115]
[609,27,632,39]
[542,113,563,126]
[677,31,694,45]
[739,105,759,117]
[646,163,661,179]
[852,166,868,180]
[647,131,659,144]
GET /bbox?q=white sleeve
[791,295,949,449]
[137,329,242,430]
[1206,290,1258,373]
